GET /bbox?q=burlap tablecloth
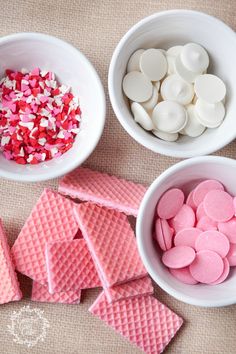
[0,1,236,353]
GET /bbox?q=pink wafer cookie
[104,276,153,303]
[31,281,81,304]
[89,291,183,354]
[46,239,101,293]
[59,167,147,217]
[74,203,147,288]
[0,219,22,304]
[11,189,78,285]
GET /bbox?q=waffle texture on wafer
[0,219,22,304]
[31,281,81,304]
[59,167,147,216]
[46,239,101,293]
[11,189,78,284]
[74,203,147,288]
[104,276,153,303]
[89,291,183,354]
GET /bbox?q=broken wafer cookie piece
[104,276,153,304]
[74,203,147,288]
[0,219,22,304]
[89,291,183,354]
[31,281,81,304]
[45,239,101,293]
[11,189,78,285]
[59,167,147,216]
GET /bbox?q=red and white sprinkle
[0,68,81,164]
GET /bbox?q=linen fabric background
[0,1,236,353]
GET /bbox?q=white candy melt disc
[131,102,155,131]
[194,74,226,104]
[140,49,167,81]
[152,129,179,141]
[195,99,225,128]
[166,55,176,75]
[185,104,206,137]
[141,85,159,111]
[152,101,187,133]
[175,55,199,83]
[180,43,209,73]
[127,49,145,72]
[161,74,194,105]
[123,71,152,102]
[166,46,183,57]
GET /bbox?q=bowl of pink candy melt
[137,155,236,307]
[0,33,106,182]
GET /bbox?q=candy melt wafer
[104,276,153,304]
[31,281,81,304]
[11,189,78,284]
[89,291,183,354]
[59,167,147,217]
[46,239,101,293]
[0,219,22,304]
[74,203,147,288]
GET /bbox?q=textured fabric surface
[0,0,236,353]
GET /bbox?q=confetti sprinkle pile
[0,68,81,164]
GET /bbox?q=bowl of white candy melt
[108,10,236,158]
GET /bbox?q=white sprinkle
[59,85,70,94]
[75,114,81,121]
[57,130,65,139]
[40,118,49,127]
[41,70,48,77]
[1,136,10,146]
[41,153,46,161]
[19,147,24,157]
[38,137,46,146]
[22,79,29,85]
[71,128,80,134]
[17,134,23,141]
[50,147,58,157]
[27,154,34,163]
[19,122,34,130]
[21,68,28,74]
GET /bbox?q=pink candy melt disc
[170,204,195,233]
[195,230,230,258]
[162,246,196,269]
[203,190,234,222]
[226,244,236,266]
[169,267,198,285]
[157,188,184,219]
[218,218,236,244]
[193,179,224,207]
[210,258,230,285]
[174,227,201,248]
[189,250,224,284]
[155,218,173,251]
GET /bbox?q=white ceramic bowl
[136,156,236,307]
[0,33,106,182]
[109,10,236,158]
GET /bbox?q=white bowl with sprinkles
[109,10,236,158]
[0,32,106,182]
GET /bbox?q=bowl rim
[0,32,106,182]
[136,155,236,307]
[108,9,236,158]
